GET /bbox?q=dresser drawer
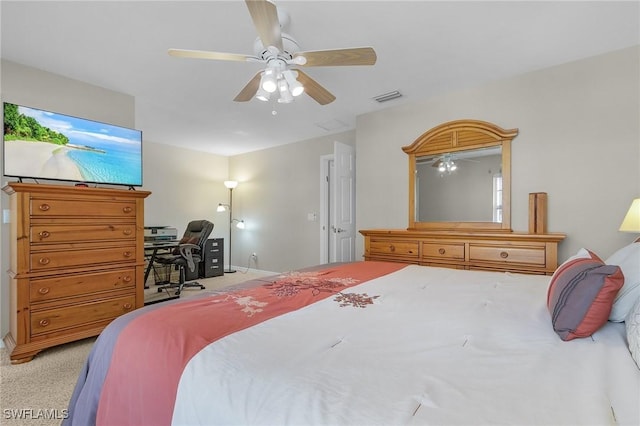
[370,240,419,258]
[31,295,136,336]
[469,244,545,266]
[30,198,137,218]
[422,242,465,260]
[30,246,137,271]
[31,224,136,244]
[30,269,136,302]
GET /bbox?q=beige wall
[357,46,640,262]
[229,130,355,273]
[142,141,229,240]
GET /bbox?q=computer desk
[143,240,180,289]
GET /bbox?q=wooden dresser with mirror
[360,119,565,275]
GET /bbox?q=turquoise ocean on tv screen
[67,139,141,185]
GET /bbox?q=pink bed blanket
[65,261,405,426]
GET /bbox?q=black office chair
[154,220,214,296]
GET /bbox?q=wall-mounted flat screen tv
[3,102,142,187]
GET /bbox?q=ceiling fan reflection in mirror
[168,0,377,106]
[416,153,481,176]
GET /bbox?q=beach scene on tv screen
[3,103,142,185]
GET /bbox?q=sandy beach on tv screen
[5,140,83,181]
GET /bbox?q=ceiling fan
[418,153,480,174]
[431,154,459,174]
[168,0,377,106]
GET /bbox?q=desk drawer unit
[200,238,224,278]
[3,182,150,363]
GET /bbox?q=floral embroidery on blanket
[334,292,380,308]
[220,294,268,317]
[265,271,359,297]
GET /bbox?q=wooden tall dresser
[2,183,150,363]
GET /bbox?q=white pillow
[625,296,640,369]
[607,242,640,322]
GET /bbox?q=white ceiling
[1,1,638,156]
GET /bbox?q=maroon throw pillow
[547,249,623,341]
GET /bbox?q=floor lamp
[218,180,238,273]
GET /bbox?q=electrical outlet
[251,252,258,261]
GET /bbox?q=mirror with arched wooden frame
[403,119,519,232]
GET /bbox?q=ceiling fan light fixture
[261,69,277,93]
[255,86,270,102]
[277,79,294,103]
[436,155,458,175]
[283,70,304,96]
[291,55,307,65]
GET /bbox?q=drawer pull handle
[123,251,132,258]
[123,229,133,236]
[438,248,446,255]
[38,257,50,265]
[122,206,133,214]
[389,244,396,252]
[123,303,133,310]
[38,203,51,212]
[39,319,50,327]
[123,275,132,283]
[500,251,509,259]
[38,287,50,295]
[38,230,50,239]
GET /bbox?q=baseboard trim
[229,266,280,275]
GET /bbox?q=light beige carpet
[0,269,275,426]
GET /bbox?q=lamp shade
[619,198,640,232]
[224,180,238,189]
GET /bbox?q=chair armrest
[178,243,201,272]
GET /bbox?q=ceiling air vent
[373,90,402,103]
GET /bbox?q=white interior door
[319,156,332,264]
[331,141,355,262]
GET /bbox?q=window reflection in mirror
[415,146,502,222]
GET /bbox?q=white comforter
[173,265,640,425]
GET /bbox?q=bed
[64,259,640,426]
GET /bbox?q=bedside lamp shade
[620,198,640,232]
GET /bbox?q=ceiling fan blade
[293,69,336,105]
[245,0,283,52]
[234,72,263,102]
[168,48,259,62]
[293,47,377,67]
